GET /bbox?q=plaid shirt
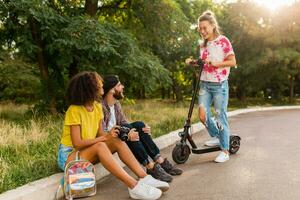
[101,100,128,131]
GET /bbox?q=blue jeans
[57,144,74,171]
[198,80,230,150]
[123,121,161,166]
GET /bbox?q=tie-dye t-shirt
[199,35,234,82]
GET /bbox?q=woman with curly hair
[57,71,168,199]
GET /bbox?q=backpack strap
[75,151,80,161]
[54,177,64,200]
[54,151,79,200]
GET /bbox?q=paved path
[88,109,300,200]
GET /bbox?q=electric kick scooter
[172,59,241,164]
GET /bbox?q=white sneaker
[128,181,162,200]
[204,137,220,147]
[214,151,230,163]
[139,175,169,192]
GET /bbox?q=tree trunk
[289,76,295,102]
[137,87,146,99]
[141,86,146,98]
[69,58,79,78]
[161,87,165,99]
[236,84,246,103]
[167,88,171,99]
[172,79,183,102]
[29,17,57,114]
[85,0,98,17]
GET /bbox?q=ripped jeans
[198,80,230,150]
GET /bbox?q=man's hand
[128,128,139,141]
[108,126,120,138]
[142,124,151,135]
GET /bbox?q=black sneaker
[160,158,183,176]
[147,163,173,182]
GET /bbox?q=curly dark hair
[66,71,103,106]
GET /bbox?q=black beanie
[103,75,120,97]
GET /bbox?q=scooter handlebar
[189,59,204,67]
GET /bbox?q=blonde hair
[198,10,221,47]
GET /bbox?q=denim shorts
[57,144,74,171]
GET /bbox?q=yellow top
[60,101,104,147]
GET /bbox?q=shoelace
[218,152,227,158]
[157,164,167,173]
[139,182,153,194]
[162,160,173,171]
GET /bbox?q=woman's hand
[204,58,212,65]
[142,124,151,135]
[128,128,139,141]
[185,58,193,65]
[185,58,198,66]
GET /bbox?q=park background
[0,0,300,194]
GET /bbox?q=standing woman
[186,11,236,163]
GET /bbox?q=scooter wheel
[229,135,241,154]
[172,144,190,164]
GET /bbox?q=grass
[0,98,299,194]
[122,99,199,138]
[0,103,63,194]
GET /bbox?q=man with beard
[102,75,183,183]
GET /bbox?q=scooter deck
[190,135,240,154]
[191,145,221,154]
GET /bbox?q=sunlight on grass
[0,103,63,193]
[123,99,199,137]
[0,103,29,116]
[0,120,48,147]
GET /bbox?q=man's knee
[126,140,144,150]
[131,121,146,132]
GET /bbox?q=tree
[0,0,171,112]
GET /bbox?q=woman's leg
[105,137,147,179]
[105,138,171,192]
[66,142,137,188]
[198,83,219,137]
[212,81,230,152]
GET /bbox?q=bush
[0,57,41,103]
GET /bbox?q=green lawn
[0,98,299,193]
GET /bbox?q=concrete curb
[1,106,300,200]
